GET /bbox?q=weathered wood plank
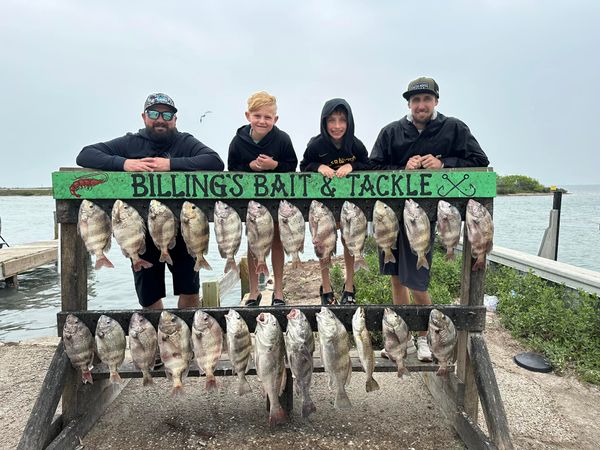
[469,334,514,450]
[57,305,486,336]
[0,240,58,280]
[201,280,220,308]
[17,342,69,450]
[60,224,88,311]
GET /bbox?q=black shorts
[132,232,199,307]
[378,223,435,292]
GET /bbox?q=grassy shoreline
[0,188,52,196]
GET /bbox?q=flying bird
[199,110,213,123]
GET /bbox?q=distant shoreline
[0,188,52,196]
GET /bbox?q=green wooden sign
[52,170,496,200]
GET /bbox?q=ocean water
[1,185,598,341]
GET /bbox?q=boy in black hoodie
[300,99,371,305]
[228,91,298,306]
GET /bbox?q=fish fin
[345,356,352,386]
[334,389,352,410]
[278,366,287,396]
[366,376,380,393]
[195,257,212,271]
[205,375,218,392]
[238,377,252,395]
[168,237,176,250]
[133,258,153,272]
[255,262,269,276]
[472,256,486,271]
[142,371,154,386]
[82,370,94,385]
[159,252,174,265]
[383,249,396,264]
[436,366,450,379]
[95,255,114,270]
[445,249,456,261]
[397,366,411,379]
[291,254,301,269]
[269,407,288,427]
[301,399,316,418]
[353,256,368,272]
[224,259,238,274]
[416,254,429,270]
[171,384,184,396]
[110,371,123,384]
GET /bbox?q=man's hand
[335,163,353,178]
[256,154,278,171]
[405,155,422,170]
[150,157,171,171]
[318,164,336,179]
[123,157,171,172]
[421,154,443,169]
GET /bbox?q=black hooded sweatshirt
[76,128,224,171]
[227,125,297,172]
[299,99,371,172]
[369,113,489,169]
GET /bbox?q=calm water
[1,185,599,341]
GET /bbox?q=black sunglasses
[145,110,175,121]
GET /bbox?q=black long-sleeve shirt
[227,125,297,172]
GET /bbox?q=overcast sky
[1,0,598,187]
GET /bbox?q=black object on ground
[513,352,552,373]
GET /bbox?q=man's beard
[146,124,176,143]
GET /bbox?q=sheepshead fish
[158,311,193,395]
[340,201,368,271]
[63,314,95,384]
[95,314,126,384]
[382,308,410,378]
[285,308,316,417]
[466,199,494,271]
[316,307,352,409]
[309,200,337,269]
[246,201,274,276]
[436,200,462,260]
[181,201,212,271]
[111,200,152,272]
[427,309,457,378]
[225,309,252,395]
[192,310,224,392]
[129,313,158,386]
[255,313,288,426]
[278,200,305,269]
[403,199,431,270]
[214,201,242,273]
[352,307,380,392]
[373,200,399,264]
[78,200,113,270]
[148,199,177,265]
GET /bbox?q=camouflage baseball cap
[143,93,177,112]
[402,77,439,100]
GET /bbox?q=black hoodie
[227,125,297,172]
[76,128,224,171]
[300,98,371,172]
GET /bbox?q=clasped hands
[405,154,443,170]
[318,163,353,179]
[124,157,171,172]
[250,154,279,171]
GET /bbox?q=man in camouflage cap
[370,76,489,361]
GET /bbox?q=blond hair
[247,91,277,113]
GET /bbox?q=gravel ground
[2,259,600,449]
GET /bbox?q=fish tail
[95,255,114,270]
[437,366,450,379]
[269,406,288,427]
[224,259,238,274]
[383,249,396,264]
[205,375,218,392]
[238,376,251,396]
[195,257,213,272]
[416,254,429,270]
[334,389,352,409]
[133,258,153,272]
[366,376,380,393]
[171,378,184,396]
[255,262,269,276]
[472,256,485,271]
[445,249,455,261]
[301,399,317,418]
[82,370,94,385]
[159,252,173,265]
[354,256,368,272]
[291,254,301,269]
[397,365,410,379]
[110,371,123,384]
[142,371,154,386]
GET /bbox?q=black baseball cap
[403,77,439,100]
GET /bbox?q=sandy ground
[2,258,600,449]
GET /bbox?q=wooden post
[6,275,18,288]
[60,223,88,311]
[239,256,249,299]
[54,211,58,240]
[202,280,220,307]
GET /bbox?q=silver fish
[225,309,252,395]
[403,199,431,270]
[111,200,152,272]
[466,199,494,271]
[181,201,212,271]
[214,201,242,273]
[316,307,352,409]
[78,200,113,270]
[255,313,288,426]
[158,311,193,394]
[309,200,337,269]
[95,314,126,384]
[192,310,224,392]
[278,200,305,269]
[436,200,462,260]
[129,313,157,386]
[246,201,274,276]
[63,314,95,384]
[427,309,457,378]
[373,200,399,264]
[352,307,380,392]
[340,201,368,271]
[382,308,410,378]
[285,308,316,417]
[148,199,177,265]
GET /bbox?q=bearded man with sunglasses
[76,93,224,310]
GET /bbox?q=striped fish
[246,201,274,276]
[278,200,305,269]
[225,309,252,395]
[192,310,224,391]
[181,201,212,271]
[148,199,177,266]
[436,200,462,260]
[373,200,399,264]
[352,307,380,392]
[214,201,242,273]
[340,201,368,271]
[158,311,193,395]
[382,308,410,378]
[63,314,95,384]
[308,200,337,269]
[129,313,158,386]
[95,314,126,384]
[403,199,431,270]
[111,200,152,272]
[78,200,113,270]
[466,199,494,271]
